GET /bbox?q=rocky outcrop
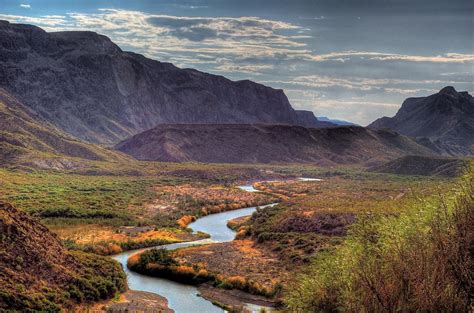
[369,87,474,155]
[115,124,436,165]
[0,20,306,144]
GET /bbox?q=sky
[1,0,473,125]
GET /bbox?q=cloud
[19,4,31,9]
[1,9,472,67]
[261,75,466,96]
[308,51,474,63]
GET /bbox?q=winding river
[113,184,278,313]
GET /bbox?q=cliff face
[0,20,304,144]
[115,124,436,165]
[369,87,474,155]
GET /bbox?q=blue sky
[1,0,473,125]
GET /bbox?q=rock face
[369,87,474,155]
[0,202,127,311]
[115,124,436,165]
[0,88,129,165]
[0,20,312,144]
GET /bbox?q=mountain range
[317,116,359,126]
[369,86,474,155]
[0,20,332,145]
[0,20,472,167]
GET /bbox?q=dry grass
[51,224,188,245]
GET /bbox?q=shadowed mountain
[0,202,126,311]
[115,124,436,165]
[318,116,359,126]
[294,110,336,127]
[369,87,474,155]
[0,88,130,168]
[0,20,322,144]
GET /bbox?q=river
[113,184,278,313]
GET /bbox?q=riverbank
[120,199,279,312]
[77,290,174,312]
[198,284,280,312]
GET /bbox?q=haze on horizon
[1,0,472,125]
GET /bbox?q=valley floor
[0,161,467,312]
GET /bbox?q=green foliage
[133,248,177,268]
[285,168,473,312]
[0,251,127,311]
[0,169,171,226]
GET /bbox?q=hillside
[0,20,324,144]
[115,124,436,164]
[0,202,127,311]
[0,88,130,168]
[369,155,469,177]
[369,87,474,155]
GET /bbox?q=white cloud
[19,4,31,9]
[308,51,474,63]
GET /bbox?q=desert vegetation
[128,240,285,298]
[248,174,453,264]
[150,183,277,227]
[285,165,473,312]
[0,167,276,254]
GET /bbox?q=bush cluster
[285,168,473,312]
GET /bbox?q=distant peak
[439,86,457,95]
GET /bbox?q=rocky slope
[0,20,321,144]
[369,87,474,155]
[0,88,130,167]
[0,202,127,311]
[115,124,436,165]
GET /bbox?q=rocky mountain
[369,87,474,155]
[0,20,318,145]
[115,124,435,165]
[369,155,469,177]
[294,110,336,127]
[0,88,130,167]
[0,202,127,311]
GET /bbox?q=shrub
[285,167,473,312]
